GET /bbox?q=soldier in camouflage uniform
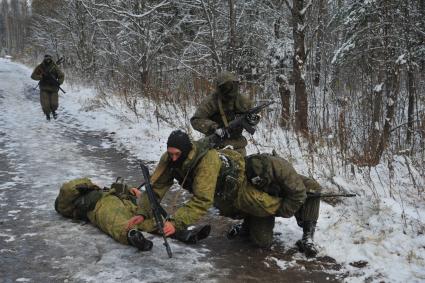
[231,153,321,257]
[54,177,210,252]
[127,130,321,257]
[55,178,154,251]
[31,54,64,121]
[190,72,253,156]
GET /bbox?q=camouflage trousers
[241,197,321,248]
[40,90,58,115]
[216,175,321,248]
[86,193,156,245]
[220,136,248,156]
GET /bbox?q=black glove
[246,113,261,126]
[75,184,92,195]
[174,225,211,244]
[215,128,230,139]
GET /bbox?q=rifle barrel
[307,192,357,198]
[140,162,173,258]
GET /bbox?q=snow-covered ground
[62,64,425,281]
[1,58,424,282]
[0,59,215,282]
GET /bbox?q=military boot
[296,221,318,257]
[46,113,51,121]
[52,111,58,120]
[227,221,250,239]
[173,224,211,244]
[127,229,153,251]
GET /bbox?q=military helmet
[215,71,237,86]
[245,154,273,188]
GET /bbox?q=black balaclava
[43,54,53,65]
[220,81,238,100]
[167,130,192,167]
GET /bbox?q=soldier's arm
[190,96,220,135]
[235,93,253,113]
[57,67,65,85]
[30,65,43,81]
[273,158,307,218]
[170,150,221,230]
[299,175,321,193]
[136,153,174,218]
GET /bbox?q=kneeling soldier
[127,130,321,257]
[230,153,320,257]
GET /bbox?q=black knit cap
[167,130,192,164]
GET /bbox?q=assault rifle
[35,57,66,93]
[307,192,357,198]
[206,100,275,147]
[139,162,173,258]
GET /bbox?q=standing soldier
[190,71,254,156]
[31,54,65,121]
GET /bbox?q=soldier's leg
[39,90,51,119]
[234,147,247,157]
[50,92,59,119]
[86,195,154,245]
[246,215,275,249]
[294,179,321,257]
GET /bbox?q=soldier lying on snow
[125,130,321,257]
[54,177,211,252]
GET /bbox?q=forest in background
[1,0,424,173]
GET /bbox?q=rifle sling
[180,148,209,190]
[150,160,169,184]
[217,98,229,127]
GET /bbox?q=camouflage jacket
[137,141,222,230]
[190,90,252,150]
[245,154,309,218]
[31,62,64,92]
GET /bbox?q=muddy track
[0,60,345,282]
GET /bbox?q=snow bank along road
[0,59,341,282]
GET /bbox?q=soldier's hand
[215,128,229,139]
[129,187,141,198]
[163,221,176,236]
[126,215,145,231]
[246,113,261,126]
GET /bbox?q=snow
[1,58,424,282]
[396,54,407,65]
[373,83,383,93]
[0,59,216,282]
[332,41,355,64]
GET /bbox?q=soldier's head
[43,54,53,65]
[215,71,239,99]
[167,130,192,167]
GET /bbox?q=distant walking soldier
[31,54,64,120]
[191,71,256,156]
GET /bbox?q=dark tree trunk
[291,0,309,135]
[370,83,383,154]
[406,69,415,144]
[374,67,400,164]
[313,0,325,87]
[228,0,236,71]
[278,76,291,128]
